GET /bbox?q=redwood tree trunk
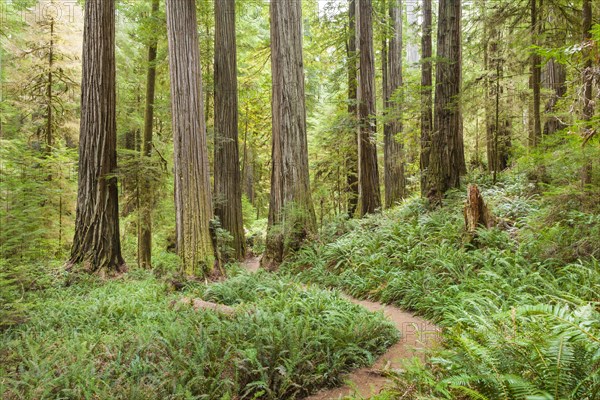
[166,0,215,276]
[357,0,381,215]
[420,0,433,196]
[426,0,464,200]
[138,0,159,269]
[542,58,567,135]
[214,0,245,261]
[346,0,359,218]
[486,33,511,174]
[384,0,405,207]
[69,0,124,274]
[529,0,542,146]
[263,0,316,269]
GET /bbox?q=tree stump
[464,184,495,236]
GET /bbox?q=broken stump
[464,184,495,236]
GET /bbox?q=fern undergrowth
[283,172,600,400]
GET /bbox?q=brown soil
[305,297,440,400]
[240,257,440,400]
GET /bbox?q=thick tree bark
[529,0,542,146]
[357,0,381,216]
[542,58,567,135]
[263,0,316,269]
[347,0,359,218]
[420,0,433,196]
[384,0,405,207]
[426,0,464,201]
[69,0,124,274]
[166,0,215,276]
[138,0,159,269]
[214,0,245,261]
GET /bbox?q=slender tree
[263,0,316,269]
[166,0,215,276]
[486,29,511,176]
[68,0,124,273]
[214,0,245,261]
[426,0,464,200]
[384,0,405,207]
[581,0,593,185]
[346,0,359,218]
[420,0,433,196]
[529,0,542,146]
[357,0,381,215]
[138,0,160,269]
[542,58,567,135]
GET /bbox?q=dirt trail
[242,255,261,273]
[240,257,440,400]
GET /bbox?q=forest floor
[241,256,440,399]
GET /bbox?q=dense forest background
[1,0,600,399]
[0,0,598,269]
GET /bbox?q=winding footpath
[241,256,440,400]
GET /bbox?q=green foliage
[284,172,600,399]
[0,271,398,399]
[0,140,77,262]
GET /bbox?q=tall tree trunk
[529,0,542,146]
[486,32,511,175]
[357,0,381,215]
[420,0,433,196]
[241,104,255,204]
[346,0,359,218]
[214,0,245,261]
[384,0,405,207]
[46,18,54,154]
[542,58,567,135]
[138,0,159,269]
[263,0,316,269]
[582,0,593,185]
[166,0,215,276]
[69,0,124,274]
[426,0,464,201]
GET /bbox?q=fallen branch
[175,297,236,316]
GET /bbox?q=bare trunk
[166,0,215,276]
[214,0,245,261]
[384,0,405,207]
[542,58,567,135]
[486,33,511,175]
[529,0,542,146]
[420,0,433,196]
[241,104,255,204]
[263,0,316,269]
[346,0,359,218]
[357,0,381,215]
[138,0,159,269]
[69,0,124,274]
[426,0,463,201]
[46,18,54,154]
